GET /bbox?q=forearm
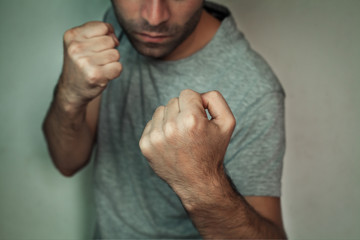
[42,89,95,176]
[140,89,286,238]
[179,174,287,239]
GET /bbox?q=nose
[141,0,170,26]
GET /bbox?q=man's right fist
[58,21,122,109]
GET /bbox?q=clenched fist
[58,21,122,109]
[139,89,236,205]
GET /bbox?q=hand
[139,89,236,203]
[58,21,122,110]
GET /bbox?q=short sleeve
[224,91,285,197]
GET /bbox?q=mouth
[135,32,171,43]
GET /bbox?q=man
[43,0,287,239]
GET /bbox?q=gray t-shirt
[93,3,285,239]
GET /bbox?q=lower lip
[137,33,170,43]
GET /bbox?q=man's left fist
[139,89,236,201]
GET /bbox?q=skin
[42,22,122,176]
[140,89,286,238]
[42,0,286,238]
[111,0,204,59]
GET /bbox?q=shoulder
[211,17,284,115]
[222,16,283,93]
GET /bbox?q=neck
[163,10,221,61]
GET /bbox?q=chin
[131,41,176,59]
[138,48,171,59]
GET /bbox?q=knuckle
[98,81,108,88]
[163,121,177,138]
[149,129,164,146]
[109,49,120,61]
[116,62,123,72]
[85,68,101,84]
[113,62,123,76]
[84,21,108,36]
[97,22,109,34]
[63,28,75,43]
[106,62,122,81]
[209,90,222,98]
[82,21,94,27]
[139,135,150,152]
[227,115,236,130]
[112,62,123,75]
[155,106,165,114]
[85,21,105,28]
[83,21,94,27]
[139,136,154,160]
[222,115,236,133]
[105,35,117,48]
[114,50,121,60]
[167,97,178,106]
[67,41,82,56]
[77,57,90,68]
[182,113,198,129]
[180,88,195,96]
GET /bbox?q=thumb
[201,91,236,131]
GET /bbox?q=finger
[100,62,123,82]
[78,21,115,39]
[142,120,152,136]
[151,106,165,131]
[139,120,152,155]
[178,89,206,116]
[201,91,236,128]
[164,97,180,121]
[83,35,118,52]
[90,49,120,66]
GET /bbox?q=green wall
[1,0,359,239]
[0,1,110,239]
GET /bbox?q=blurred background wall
[0,0,359,239]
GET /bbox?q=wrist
[176,170,239,212]
[55,80,88,115]
[50,83,88,130]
